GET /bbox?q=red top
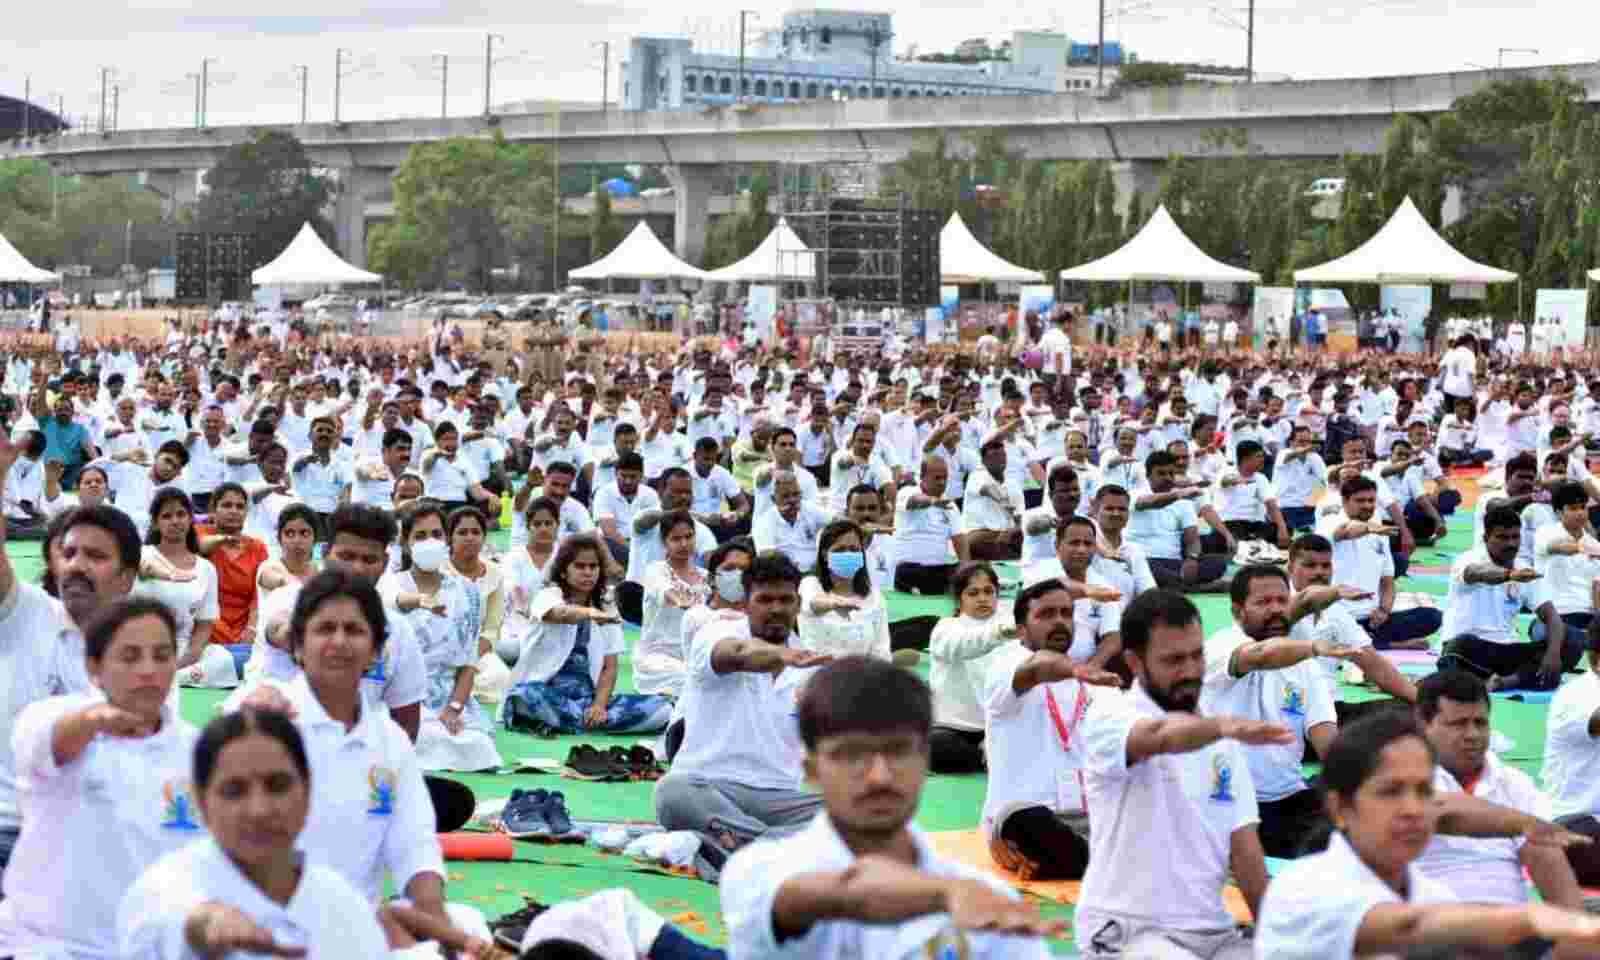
[196,525,270,646]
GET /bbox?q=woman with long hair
[503,533,672,735]
[796,519,891,659]
[0,599,198,959]
[117,708,389,959]
[254,503,321,595]
[500,497,561,666]
[636,510,709,699]
[134,488,219,676]
[927,562,1018,774]
[1257,710,1600,958]
[441,505,511,706]
[381,501,500,772]
[194,482,270,673]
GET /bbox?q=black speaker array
[174,232,257,304]
[786,199,941,307]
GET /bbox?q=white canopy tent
[1059,205,1261,284]
[940,212,1043,284]
[706,218,816,283]
[252,222,381,285]
[1294,197,1517,285]
[0,232,58,284]
[570,222,711,282]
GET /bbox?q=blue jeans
[1360,607,1442,649]
[1281,506,1316,532]
[226,644,253,679]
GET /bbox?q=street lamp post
[436,53,449,120]
[297,65,308,124]
[200,58,212,127]
[484,33,504,117]
[334,48,348,123]
[738,10,758,102]
[593,41,609,114]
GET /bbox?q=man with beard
[979,579,1122,880]
[592,451,660,570]
[655,551,834,866]
[1074,589,1291,958]
[722,657,1063,959]
[0,433,134,874]
[1202,565,1359,858]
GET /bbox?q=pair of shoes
[500,788,575,838]
[564,744,661,781]
[490,898,550,953]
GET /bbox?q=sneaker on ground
[541,790,575,835]
[501,788,553,838]
[490,899,550,953]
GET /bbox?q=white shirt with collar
[1415,752,1547,904]
[1533,521,1600,615]
[690,463,744,515]
[1201,625,1334,803]
[1075,683,1259,942]
[891,488,961,568]
[279,673,444,903]
[1439,546,1525,645]
[979,642,1101,840]
[961,470,1022,534]
[752,505,831,573]
[0,692,198,958]
[117,836,388,960]
[592,482,661,543]
[721,812,1049,960]
[504,587,625,694]
[754,465,820,519]
[1256,830,1454,960]
[0,583,93,831]
[670,618,817,792]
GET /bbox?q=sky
[3,0,1592,131]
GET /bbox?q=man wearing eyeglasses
[721,656,1064,959]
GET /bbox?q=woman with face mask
[797,519,891,660]
[0,598,199,960]
[378,501,501,772]
[636,511,709,700]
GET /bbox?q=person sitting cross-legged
[654,551,835,861]
[1315,474,1441,650]
[979,579,1123,880]
[1439,505,1573,692]
[1129,450,1227,592]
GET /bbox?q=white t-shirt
[1544,670,1600,818]
[1289,601,1372,702]
[1212,472,1277,524]
[1441,345,1476,396]
[689,464,743,515]
[892,487,961,568]
[721,814,1048,960]
[962,470,1022,533]
[1533,522,1600,615]
[1272,451,1326,508]
[1075,684,1259,942]
[1415,754,1547,904]
[1314,510,1395,620]
[1438,546,1524,645]
[591,482,661,543]
[670,618,816,790]
[627,515,716,583]
[980,642,1099,838]
[929,614,1016,732]
[118,837,388,960]
[421,451,480,502]
[1127,495,1199,561]
[132,553,220,652]
[1256,831,1455,960]
[753,465,820,518]
[0,693,198,958]
[1039,327,1072,376]
[751,505,830,574]
[1201,625,1334,803]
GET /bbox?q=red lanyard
[1043,682,1089,751]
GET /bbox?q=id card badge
[1055,768,1086,814]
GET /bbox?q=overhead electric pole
[200,58,212,127]
[112,84,120,131]
[593,41,609,114]
[334,48,348,123]
[297,65,308,124]
[1246,0,1255,82]
[484,33,503,116]
[436,53,449,119]
[99,68,109,134]
[1098,0,1106,88]
[737,11,757,101]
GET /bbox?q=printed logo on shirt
[367,766,397,816]
[1208,754,1235,804]
[1280,682,1305,718]
[161,779,202,830]
[362,651,387,685]
[921,927,970,960]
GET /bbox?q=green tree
[194,130,337,263]
[589,187,624,260]
[1113,62,1190,90]
[382,132,557,291]
[0,158,61,266]
[366,222,437,291]
[54,175,169,274]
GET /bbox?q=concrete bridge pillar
[332,167,392,269]
[1110,159,1164,222]
[666,163,719,267]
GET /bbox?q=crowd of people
[6,303,1600,957]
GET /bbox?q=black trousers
[1441,632,1583,691]
[889,615,939,652]
[928,725,985,774]
[1257,787,1330,859]
[617,581,644,625]
[894,562,958,596]
[997,806,1090,881]
[1148,556,1229,588]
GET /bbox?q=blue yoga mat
[1490,688,1556,704]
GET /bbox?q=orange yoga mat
[927,829,1252,923]
[439,832,516,861]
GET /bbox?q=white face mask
[714,569,746,604]
[410,538,448,573]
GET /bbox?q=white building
[621,9,1063,111]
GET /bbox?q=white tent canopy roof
[1059,205,1261,283]
[1586,267,1600,283]
[0,233,58,284]
[1294,197,1517,284]
[252,223,381,285]
[706,218,816,282]
[570,222,710,281]
[940,212,1043,284]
